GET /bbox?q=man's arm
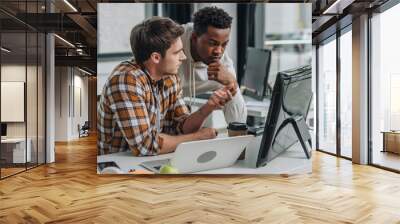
[208,61,236,85]
[207,59,238,96]
[181,87,232,134]
[158,77,232,154]
[158,128,217,154]
[207,56,247,123]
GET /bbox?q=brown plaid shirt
[97,61,190,156]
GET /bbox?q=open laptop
[141,135,254,174]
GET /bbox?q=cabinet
[382,131,400,154]
[0,138,32,164]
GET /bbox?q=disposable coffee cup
[227,122,248,160]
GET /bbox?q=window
[317,37,337,154]
[370,3,400,171]
[339,29,352,158]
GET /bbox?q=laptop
[141,135,254,174]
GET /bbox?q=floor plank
[0,135,400,223]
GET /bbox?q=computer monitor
[241,47,271,101]
[256,65,312,167]
[1,123,7,137]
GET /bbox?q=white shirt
[179,23,247,123]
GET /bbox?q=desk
[97,141,311,175]
[382,131,400,154]
[184,96,270,118]
[1,138,31,163]
[183,96,270,129]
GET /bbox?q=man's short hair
[193,6,233,35]
[130,16,184,64]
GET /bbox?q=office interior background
[0,0,399,177]
[0,0,399,223]
[0,0,98,179]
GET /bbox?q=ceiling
[1,0,98,72]
[311,0,390,43]
[0,0,395,74]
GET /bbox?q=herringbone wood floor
[1,135,400,223]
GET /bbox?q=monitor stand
[243,116,312,169]
[287,116,312,159]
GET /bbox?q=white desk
[183,96,270,129]
[184,96,270,118]
[97,141,311,175]
[1,138,31,163]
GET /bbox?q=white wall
[97,3,146,95]
[98,3,145,55]
[1,65,30,138]
[54,67,89,141]
[55,67,68,141]
[72,73,89,138]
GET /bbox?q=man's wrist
[200,104,214,116]
[220,73,236,85]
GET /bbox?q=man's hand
[206,88,233,110]
[195,127,218,140]
[225,81,238,97]
[207,61,238,96]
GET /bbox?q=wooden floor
[1,167,26,178]
[373,150,400,171]
[1,135,400,223]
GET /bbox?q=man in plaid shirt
[98,17,233,156]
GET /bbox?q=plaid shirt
[98,61,190,156]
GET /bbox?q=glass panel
[318,38,337,154]
[340,30,352,158]
[38,32,45,165]
[0,1,46,178]
[371,4,400,171]
[1,30,27,177]
[264,4,312,87]
[26,0,39,170]
[27,31,38,169]
[311,45,317,149]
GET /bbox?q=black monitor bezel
[241,47,272,101]
[1,123,7,137]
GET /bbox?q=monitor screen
[256,65,312,167]
[1,123,7,137]
[241,47,271,100]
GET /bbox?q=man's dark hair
[130,16,184,64]
[193,6,233,35]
